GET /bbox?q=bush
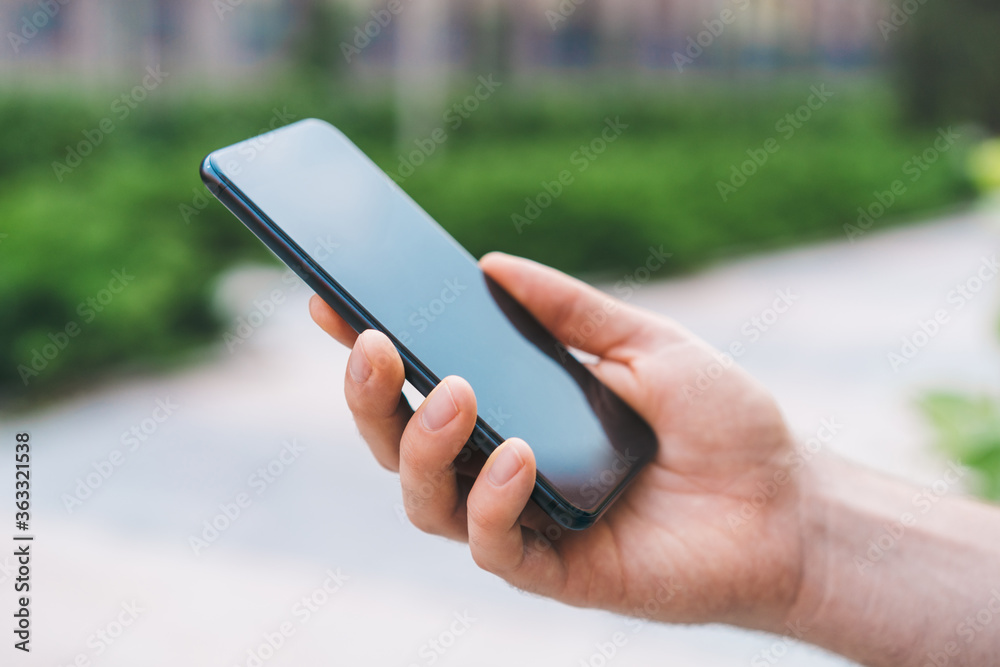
[0,91,391,401]
[921,393,1000,501]
[0,79,974,401]
[397,85,972,274]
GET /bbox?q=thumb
[479,252,654,357]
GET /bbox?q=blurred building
[0,0,887,84]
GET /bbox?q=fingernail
[421,381,458,431]
[488,443,524,486]
[349,338,372,384]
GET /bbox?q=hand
[309,252,804,632]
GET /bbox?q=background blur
[1,0,999,665]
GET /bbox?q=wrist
[781,449,838,642]
[780,451,991,667]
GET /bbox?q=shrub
[921,393,1000,501]
[0,79,974,401]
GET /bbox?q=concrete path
[3,211,998,666]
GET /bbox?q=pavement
[2,210,999,666]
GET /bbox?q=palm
[534,325,801,629]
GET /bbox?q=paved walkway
[3,211,999,666]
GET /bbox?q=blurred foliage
[0,79,975,400]
[921,393,1000,502]
[892,0,1000,132]
[401,84,973,274]
[969,139,1000,195]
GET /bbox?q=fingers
[342,321,565,590]
[479,252,655,357]
[309,294,359,348]
[467,439,566,593]
[344,329,411,472]
[399,376,479,540]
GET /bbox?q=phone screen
[206,119,655,517]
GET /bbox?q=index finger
[309,294,360,348]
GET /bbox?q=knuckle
[403,496,451,538]
[401,465,452,520]
[398,433,427,471]
[372,450,399,472]
[467,498,503,536]
[404,502,436,534]
[402,484,436,530]
[346,383,395,422]
[468,535,501,574]
[344,382,374,416]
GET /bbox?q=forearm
[788,452,1000,667]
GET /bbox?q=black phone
[200,119,657,529]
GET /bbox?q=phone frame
[201,143,650,530]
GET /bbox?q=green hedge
[0,80,974,401]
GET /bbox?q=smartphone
[200,118,657,529]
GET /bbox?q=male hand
[310,252,803,632]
